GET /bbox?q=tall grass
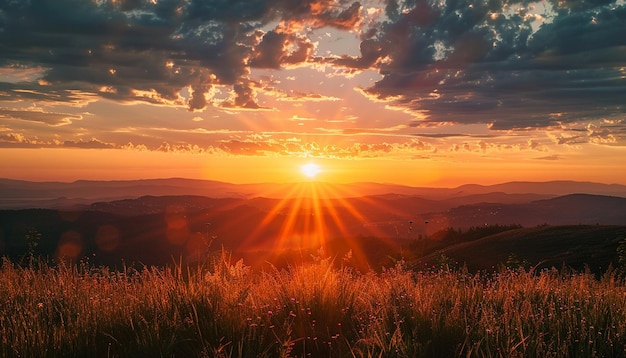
[1,254,626,357]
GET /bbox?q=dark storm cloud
[341,0,626,135]
[2,0,625,141]
[0,0,362,110]
[248,30,315,69]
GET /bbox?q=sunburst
[234,180,406,270]
[301,163,321,179]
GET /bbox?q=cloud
[0,130,44,147]
[156,142,210,154]
[269,88,341,102]
[0,108,82,126]
[248,30,315,69]
[219,82,263,109]
[411,132,498,139]
[342,124,408,135]
[0,0,363,111]
[63,138,115,149]
[215,136,438,159]
[289,115,317,121]
[119,142,149,151]
[542,120,626,146]
[333,0,626,135]
[0,66,47,83]
[0,82,97,106]
[534,154,563,160]
[217,139,281,156]
[2,0,625,146]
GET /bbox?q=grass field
[2,253,626,357]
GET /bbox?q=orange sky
[1,0,626,186]
[3,146,625,187]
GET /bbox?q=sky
[1,0,625,187]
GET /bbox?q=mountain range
[2,178,626,209]
[1,178,625,271]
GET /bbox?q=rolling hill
[420,225,626,273]
[2,178,626,271]
[1,189,626,270]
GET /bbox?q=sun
[300,163,321,178]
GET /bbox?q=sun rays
[232,181,405,269]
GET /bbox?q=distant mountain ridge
[0,178,250,200]
[1,188,626,269]
[455,181,626,197]
[2,178,626,209]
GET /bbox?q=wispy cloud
[0,108,82,126]
[535,154,564,161]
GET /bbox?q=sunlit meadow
[2,251,626,357]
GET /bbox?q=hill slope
[425,194,626,230]
[421,225,626,273]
